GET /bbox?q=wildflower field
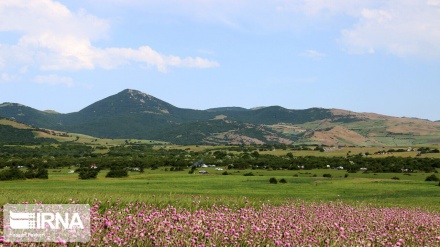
[1,168,440,246]
[1,199,440,246]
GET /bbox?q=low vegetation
[1,141,440,245]
[425,174,440,181]
[2,200,439,246]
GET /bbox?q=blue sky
[1,0,439,120]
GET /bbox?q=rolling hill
[1,89,440,146]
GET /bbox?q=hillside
[1,89,440,145]
[0,118,58,144]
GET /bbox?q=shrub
[0,167,26,181]
[222,171,229,175]
[78,168,99,179]
[25,168,48,179]
[189,167,197,174]
[106,169,128,178]
[269,177,278,184]
[24,169,36,179]
[279,178,287,184]
[243,172,254,176]
[425,174,439,182]
[323,173,332,178]
[344,173,349,178]
[391,176,400,180]
[35,168,48,179]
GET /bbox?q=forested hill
[1,89,440,146]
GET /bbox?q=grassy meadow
[1,167,439,211]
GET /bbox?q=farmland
[0,167,440,210]
[1,143,440,246]
[1,143,440,209]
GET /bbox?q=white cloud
[340,0,440,58]
[0,0,218,72]
[117,0,440,59]
[3,0,437,66]
[301,50,326,59]
[33,74,74,87]
[299,0,440,58]
[93,46,219,73]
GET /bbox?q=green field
[1,167,439,211]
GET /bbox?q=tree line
[1,143,439,180]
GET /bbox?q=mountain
[1,89,440,146]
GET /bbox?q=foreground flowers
[1,199,440,246]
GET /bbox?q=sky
[0,0,439,121]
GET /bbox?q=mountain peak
[121,89,151,97]
[119,89,156,103]
[78,89,176,116]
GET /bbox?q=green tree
[425,174,439,182]
[0,166,26,181]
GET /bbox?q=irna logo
[9,211,84,230]
[3,204,90,243]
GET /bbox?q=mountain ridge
[1,89,439,146]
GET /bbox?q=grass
[1,167,439,211]
[0,119,31,129]
[34,131,167,146]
